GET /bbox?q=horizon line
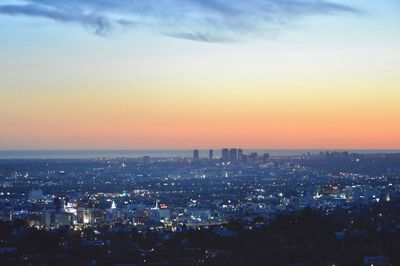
[1,148,400,152]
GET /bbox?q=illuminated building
[83,209,92,224]
[106,201,121,224]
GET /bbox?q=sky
[0,0,399,150]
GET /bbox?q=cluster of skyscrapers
[193,148,269,163]
[221,148,243,162]
[192,149,217,161]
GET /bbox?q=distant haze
[0,149,399,159]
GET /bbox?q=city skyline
[1,0,400,150]
[1,2,400,264]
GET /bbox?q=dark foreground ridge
[1,204,400,265]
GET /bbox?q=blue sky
[0,0,399,149]
[0,0,361,41]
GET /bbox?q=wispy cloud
[0,0,359,41]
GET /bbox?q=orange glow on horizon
[1,50,399,150]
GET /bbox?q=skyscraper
[229,148,238,162]
[221,148,229,162]
[238,149,243,162]
[193,149,199,161]
[209,149,214,160]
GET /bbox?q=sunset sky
[0,0,399,150]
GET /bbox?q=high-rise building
[209,149,214,160]
[229,148,238,162]
[221,148,229,162]
[82,210,92,225]
[238,149,243,162]
[193,149,199,161]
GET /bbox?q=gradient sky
[0,0,399,150]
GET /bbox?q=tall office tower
[229,148,238,162]
[238,149,243,162]
[193,149,199,161]
[222,148,229,162]
[209,149,214,160]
